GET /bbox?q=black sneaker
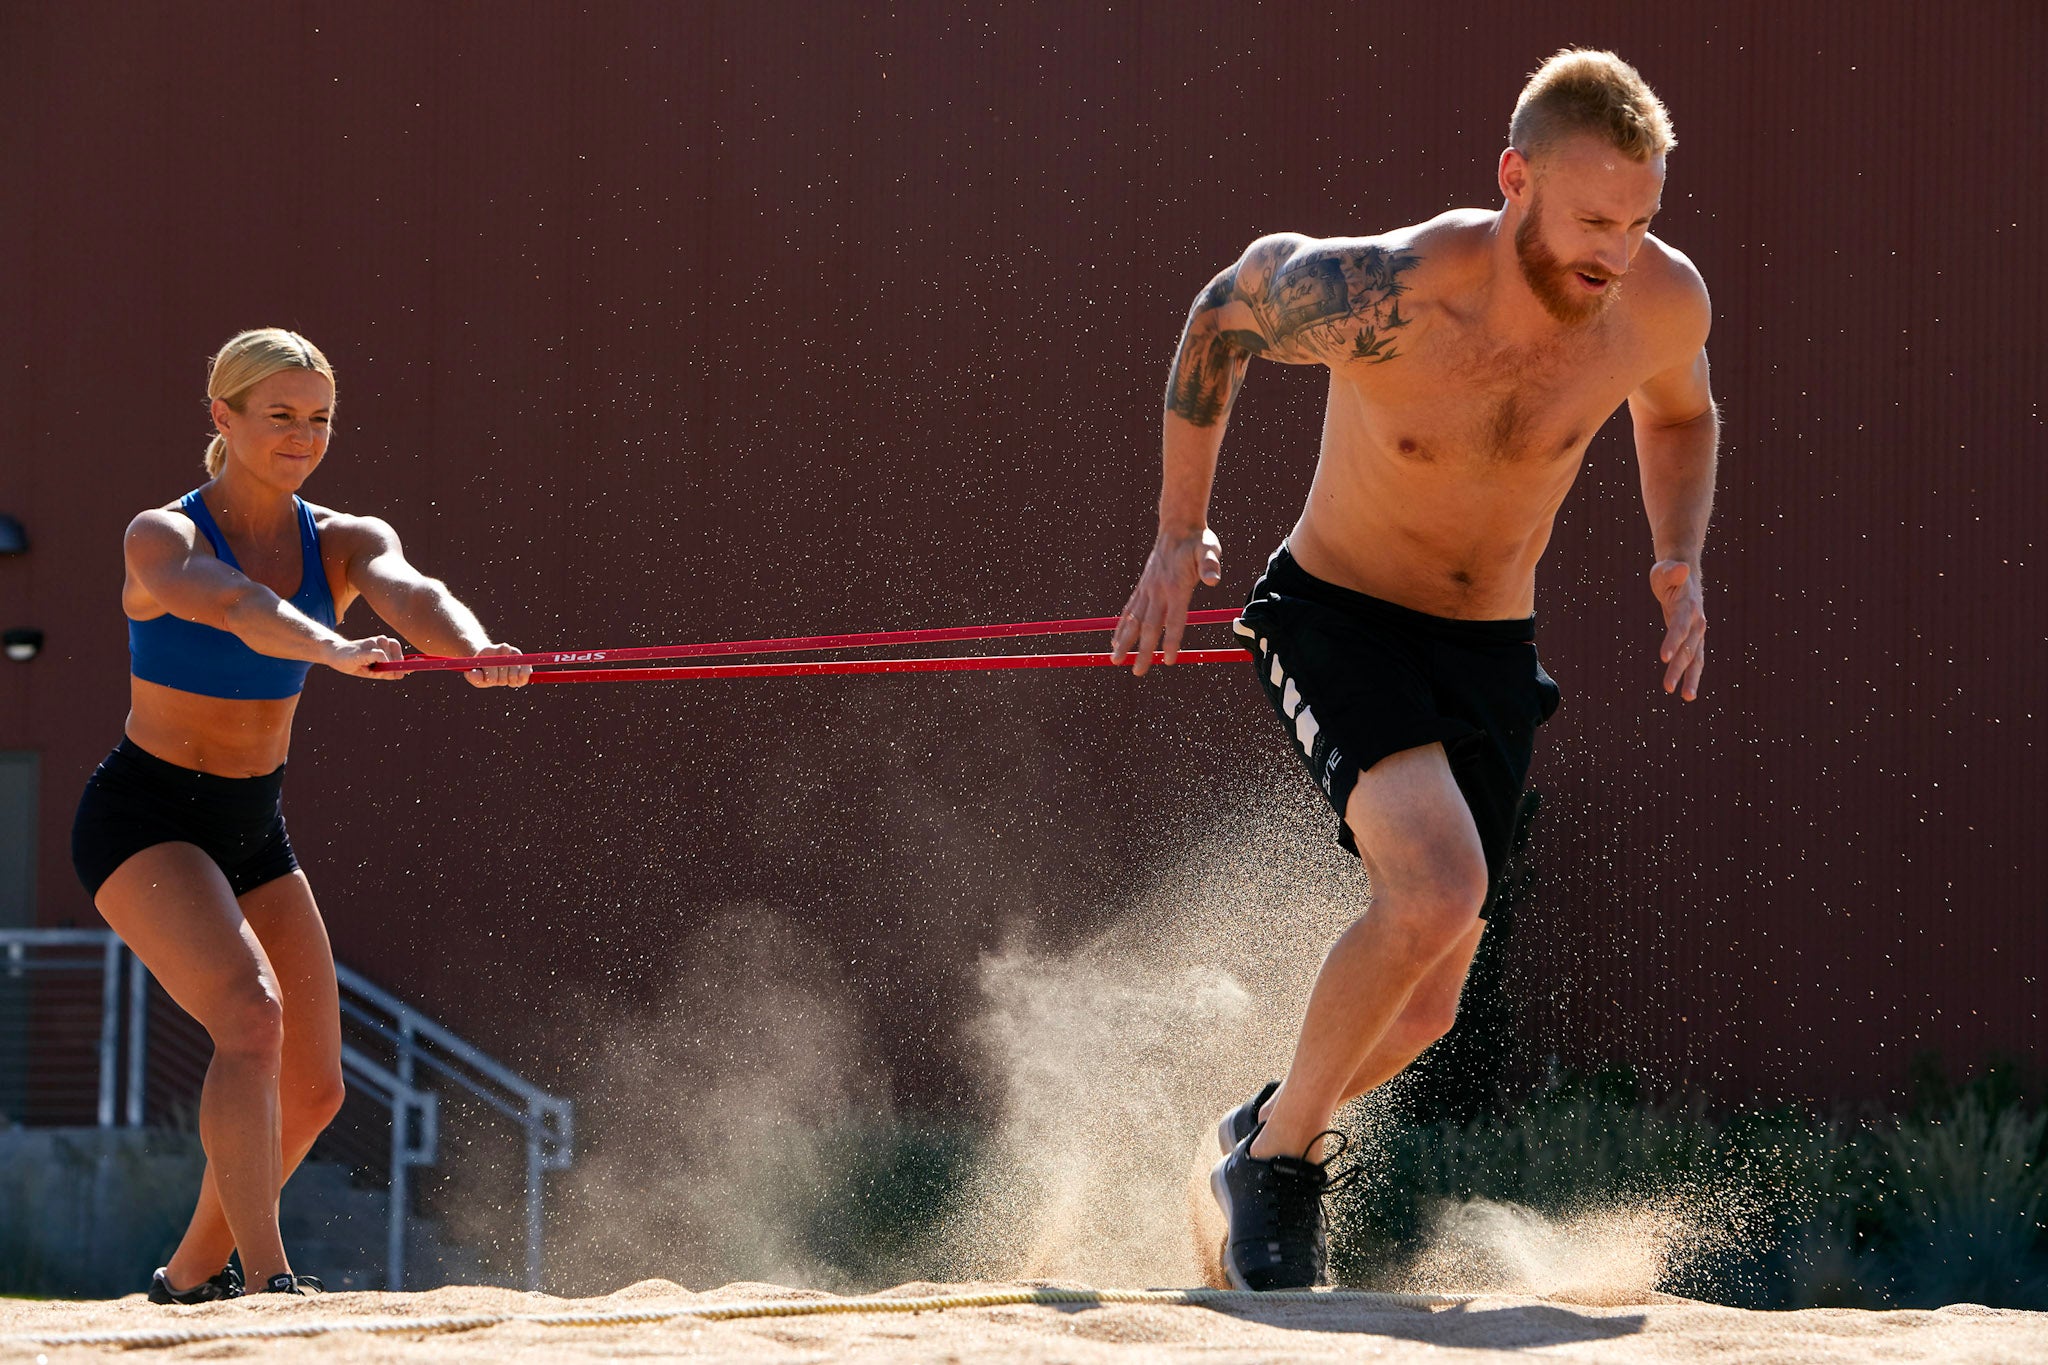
[1216,1080,1281,1156]
[258,1273,326,1295]
[147,1264,243,1304]
[1209,1127,1354,1290]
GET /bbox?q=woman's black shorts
[1234,543,1561,909]
[72,738,298,899]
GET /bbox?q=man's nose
[1596,232,1631,276]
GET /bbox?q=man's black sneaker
[1216,1080,1281,1156]
[258,1274,326,1295]
[1210,1128,1354,1290]
[147,1264,243,1304]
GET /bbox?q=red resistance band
[371,608,1249,682]
[527,648,1249,684]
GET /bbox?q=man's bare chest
[1342,319,1639,468]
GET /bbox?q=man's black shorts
[1234,544,1560,908]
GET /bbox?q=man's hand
[1650,560,1706,701]
[463,642,533,689]
[327,636,407,680]
[1110,527,1224,676]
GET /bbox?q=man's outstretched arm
[1629,291,1719,702]
[1113,234,1420,674]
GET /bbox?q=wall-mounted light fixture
[0,516,26,556]
[3,629,42,662]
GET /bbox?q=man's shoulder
[1625,234,1711,345]
[1632,234,1708,299]
[1299,210,1493,263]
[1400,207,1498,244]
[1367,210,1497,295]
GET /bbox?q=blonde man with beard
[1110,49,1718,1290]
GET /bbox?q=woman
[72,329,530,1300]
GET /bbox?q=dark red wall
[2,1,2041,1106]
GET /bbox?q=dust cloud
[549,911,886,1293]
[549,771,1743,1304]
[938,772,1748,1303]
[1390,1196,1719,1306]
[548,772,1365,1293]
[938,775,1375,1286]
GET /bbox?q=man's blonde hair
[203,328,335,476]
[1509,49,1674,165]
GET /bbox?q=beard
[1514,199,1622,326]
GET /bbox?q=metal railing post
[393,1015,417,1289]
[525,1104,545,1292]
[388,1096,410,1291]
[97,936,121,1127]
[396,1017,415,1088]
[125,949,149,1126]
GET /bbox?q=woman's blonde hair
[202,328,336,476]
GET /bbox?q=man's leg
[1250,742,1488,1161]
[1345,917,1487,1103]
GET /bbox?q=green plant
[787,1116,980,1291]
[1323,1065,2048,1310]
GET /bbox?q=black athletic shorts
[1234,544,1560,908]
[72,737,298,899]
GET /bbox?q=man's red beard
[1514,198,1623,325]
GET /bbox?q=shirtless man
[1109,50,1717,1290]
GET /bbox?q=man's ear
[1499,147,1533,205]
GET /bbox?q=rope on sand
[8,1285,1479,1350]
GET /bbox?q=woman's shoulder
[126,485,213,541]
[305,503,400,553]
[125,503,200,551]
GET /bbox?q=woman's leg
[156,871,346,1285]
[94,844,292,1287]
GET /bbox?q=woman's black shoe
[258,1273,327,1295]
[147,1264,243,1304]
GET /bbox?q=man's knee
[1369,858,1488,957]
[1387,996,1462,1057]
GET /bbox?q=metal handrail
[338,1050,439,1287]
[333,963,573,1288]
[336,965,570,1120]
[2,930,125,1126]
[0,929,572,1291]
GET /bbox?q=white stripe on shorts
[1265,647,1321,759]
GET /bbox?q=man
[1109,49,1717,1290]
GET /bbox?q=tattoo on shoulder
[1165,243,1421,426]
[1255,245,1419,365]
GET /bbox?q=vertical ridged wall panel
[2,1,2039,1103]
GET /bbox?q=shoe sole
[1208,1152,1255,1292]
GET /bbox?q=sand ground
[4,1280,2045,1364]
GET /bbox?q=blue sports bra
[128,490,339,700]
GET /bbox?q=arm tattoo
[1165,271,1253,426]
[1164,243,1420,427]
[1252,245,1419,363]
